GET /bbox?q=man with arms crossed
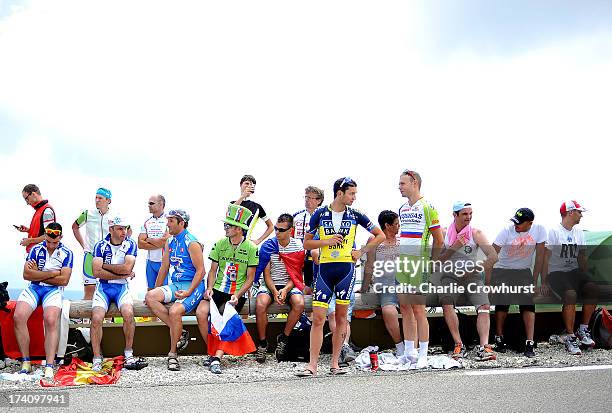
[14,223,73,381]
[138,194,169,290]
[90,216,138,371]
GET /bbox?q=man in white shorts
[14,223,73,381]
[90,216,138,371]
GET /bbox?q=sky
[1,0,611,296]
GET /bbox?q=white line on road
[464,364,612,376]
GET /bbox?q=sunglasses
[274,226,291,233]
[340,177,355,188]
[224,223,237,229]
[402,169,417,180]
[45,228,62,236]
[148,202,156,206]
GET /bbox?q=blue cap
[452,201,472,212]
[96,187,112,199]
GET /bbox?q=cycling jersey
[18,241,74,310]
[398,197,440,254]
[167,229,200,283]
[75,208,112,253]
[308,205,376,264]
[209,237,259,294]
[92,234,138,284]
[292,209,312,242]
[140,213,168,262]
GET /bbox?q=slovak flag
[207,298,256,356]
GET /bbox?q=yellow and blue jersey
[308,205,376,264]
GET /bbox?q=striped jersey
[399,197,440,255]
[27,241,74,287]
[93,234,138,284]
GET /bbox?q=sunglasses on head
[340,177,355,188]
[274,226,291,233]
[402,169,417,180]
[45,228,62,236]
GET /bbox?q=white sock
[404,340,415,354]
[124,349,133,359]
[418,341,429,358]
[579,324,588,332]
[395,342,405,356]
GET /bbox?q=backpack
[277,313,311,362]
[589,307,612,349]
[63,328,94,364]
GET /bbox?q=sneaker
[255,345,267,364]
[19,361,32,374]
[564,335,582,355]
[404,349,418,364]
[576,328,595,348]
[92,358,103,372]
[202,356,213,367]
[43,366,54,383]
[524,340,536,358]
[209,360,222,374]
[339,343,356,364]
[494,336,507,353]
[451,343,467,360]
[475,345,497,361]
[415,356,428,369]
[275,334,288,361]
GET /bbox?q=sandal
[328,367,347,376]
[125,356,149,370]
[295,367,316,377]
[167,356,180,371]
[177,329,190,353]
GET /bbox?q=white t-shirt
[546,224,586,273]
[494,223,547,269]
[332,211,344,233]
[140,213,168,262]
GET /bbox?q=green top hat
[224,204,252,230]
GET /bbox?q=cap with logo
[108,216,129,227]
[452,201,472,213]
[510,208,535,225]
[168,209,190,223]
[224,204,252,230]
[560,200,586,215]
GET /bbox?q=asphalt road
[3,365,611,412]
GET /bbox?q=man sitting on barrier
[90,216,139,371]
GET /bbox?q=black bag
[63,328,94,364]
[589,307,612,349]
[277,313,311,362]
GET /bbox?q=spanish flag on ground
[40,356,124,387]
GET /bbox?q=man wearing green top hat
[195,204,259,374]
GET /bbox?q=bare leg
[91,307,107,358]
[523,310,535,341]
[13,302,35,359]
[476,305,491,346]
[442,304,462,344]
[195,300,210,350]
[284,295,305,336]
[145,289,171,325]
[307,306,327,374]
[255,294,272,340]
[495,311,507,337]
[331,304,348,370]
[412,304,429,342]
[327,311,336,335]
[562,304,576,333]
[120,304,135,352]
[42,306,61,365]
[83,285,95,301]
[168,303,185,355]
[381,305,401,343]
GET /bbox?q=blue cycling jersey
[168,229,200,283]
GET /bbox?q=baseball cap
[510,208,535,225]
[560,200,586,215]
[96,187,112,199]
[452,201,472,213]
[168,209,190,223]
[108,216,129,227]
